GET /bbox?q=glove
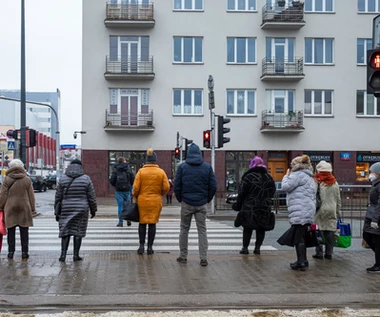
[370,222,379,229]
[55,215,60,222]
[90,211,96,219]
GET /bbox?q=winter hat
[71,159,82,166]
[291,155,312,172]
[249,156,267,169]
[8,159,24,168]
[370,162,380,175]
[316,160,332,173]
[146,148,157,163]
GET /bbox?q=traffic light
[174,147,180,160]
[203,130,211,149]
[7,129,20,140]
[367,49,380,97]
[184,138,193,154]
[29,129,37,147]
[217,116,231,148]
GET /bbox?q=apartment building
[82,0,380,197]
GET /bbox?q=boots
[73,236,83,261]
[291,242,307,271]
[147,224,156,255]
[137,243,144,255]
[59,236,70,262]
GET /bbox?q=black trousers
[139,224,156,246]
[7,226,29,253]
[363,231,380,267]
[242,227,265,249]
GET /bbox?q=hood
[115,162,129,171]
[6,166,26,180]
[295,169,314,177]
[185,144,204,166]
[66,163,85,178]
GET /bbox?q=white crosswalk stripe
[12,218,277,252]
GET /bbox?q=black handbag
[305,225,323,248]
[316,183,322,212]
[54,178,75,218]
[120,200,139,222]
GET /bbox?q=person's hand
[286,169,290,176]
[371,222,379,229]
[55,215,60,222]
[90,211,96,219]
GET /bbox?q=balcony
[261,110,305,133]
[105,2,155,28]
[104,55,155,80]
[261,57,305,81]
[261,2,305,30]
[104,110,154,132]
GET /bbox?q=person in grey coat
[277,155,316,271]
[54,159,97,262]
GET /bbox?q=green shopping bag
[334,218,351,248]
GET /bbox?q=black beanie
[71,159,82,166]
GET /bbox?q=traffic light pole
[20,0,27,164]
[208,75,216,215]
[179,136,183,164]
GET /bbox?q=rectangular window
[358,0,380,12]
[172,89,203,115]
[108,88,150,114]
[304,90,333,115]
[356,90,380,116]
[305,38,334,64]
[227,37,256,63]
[266,90,295,113]
[173,37,203,63]
[305,0,334,12]
[174,0,204,10]
[357,39,373,64]
[226,90,256,115]
[227,0,256,11]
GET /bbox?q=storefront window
[109,151,146,177]
[356,163,369,181]
[225,151,256,192]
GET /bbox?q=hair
[8,159,24,168]
[117,157,126,164]
[147,148,154,156]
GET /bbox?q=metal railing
[262,57,304,76]
[261,110,304,130]
[105,55,154,74]
[106,2,154,20]
[105,109,153,128]
[262,2,304,23]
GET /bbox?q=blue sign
[340,152,351,161]
[7,141,15,151]
[60,144,76,150]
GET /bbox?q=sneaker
[176,257,187,263]
[200,259,208,267]
[116,223,123,227]
[127,221,132,226]
[367,266,380,273]
[367,265,377,271]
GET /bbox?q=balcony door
[121,39,139,73]
[121,95,138,126]
[266,38,295,74]
[267,90,294,127]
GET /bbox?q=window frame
[356,90,380,116]
[173,0,204,11]
[172,89,203,115]
[227,37,256,64]
[226,89,256,116]
[266,89,295,113]
[304,90,334,116]
[358,0,380,13]
[227,0,257,12]
[304,0,334,12]
[304,38,334,65]
[109,88,150,114]
[357,38,373,65]
[173,36,203,64]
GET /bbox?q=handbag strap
[61,177,75,200]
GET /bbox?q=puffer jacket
[174,144,217,206]
[364,178,380,235]
[314,182,341,231]
[54,164,97,238]
[282,169,316,225]
[132,164,170,224]
[0,166,35,228]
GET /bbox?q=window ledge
[172,9,205,12]
[226,114,257,117]
[357,63,366,66]
[304,11,335,14]
[227,62,257,65]
[172,114,204,117]
[304,115,334,118]
[226,10,258,13]
[173,62,204,65]
[304,63,335,66]
[356,115,380,118]
[357,11,380,14]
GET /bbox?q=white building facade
[83,0,380,197]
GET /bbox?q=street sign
[60,144,76,150]
[7,141,15,151]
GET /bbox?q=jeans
[115,191,131,224]
[179,202,208,261]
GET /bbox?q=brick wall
[82,150,109,197]
[333,151,357,184]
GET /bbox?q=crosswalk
[12,218,277,253]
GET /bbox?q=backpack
[115,169,131,192]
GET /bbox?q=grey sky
[0,0,82,145]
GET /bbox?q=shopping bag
[334,218,351,248]
[305,224,323,248]
[0,234,3,253]
[120,201,139,222]
[0,212,6,236]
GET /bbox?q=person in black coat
[232,156,276,255]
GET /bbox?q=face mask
[369,174,377,182]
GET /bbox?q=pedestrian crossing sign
[7,141,15,151]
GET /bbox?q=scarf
[314,172,336,186]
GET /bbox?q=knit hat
[71,159,82,166]
[291,155,312,172]
[249,156,267,169]
[8,159,24,168]
[146,148,157,163]
[370,162,380,175]
[316,160,332,173]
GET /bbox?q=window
[305,0,334,12]
[173,89,203,115]
[174,0,203,10]
[266,90,295,113]
[358,0,380,12]
[305,38,334,64]
[227,0,256,11]
[356,91,380,116]
[226,90,255,115]
[227,38,256,63]
[304,90,333,115]
[109,88,150,115]
[357,39,373,64]
[173,37,203,63]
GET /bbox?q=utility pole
[20,0,27,164]
[179,135,183,164]
[208,75,216,215]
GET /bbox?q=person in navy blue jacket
[174,143,217,267]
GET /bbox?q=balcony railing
[261,2,305,29]
[104,109,154,131]
[261,56,304,80]
[104,55,154,80]
[105,3,155,27]
[261,110,304,132]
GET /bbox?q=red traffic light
[371,54,380,69]
[174,147,180,160]
[203,130,211,149]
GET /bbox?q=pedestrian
[277,155,316,271]
[0,159,36,260]
[174,143,217,267]
[312,160,341,261]
[167,178,174,204]
[363,162,380,273]
[232,156,276,255]
[132,148,169,255]
[54,159,97,262]
[109,157,135,227]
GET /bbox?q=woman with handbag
[0,159,36,260]
[363,162,380,273]
[232,156,276,255]
[132,148,170,255]
[312,160,341,261]
[277,155,316,271]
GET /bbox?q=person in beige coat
[0,159,36,260]
[313,160,341,260]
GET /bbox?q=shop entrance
[267,152,288,183]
